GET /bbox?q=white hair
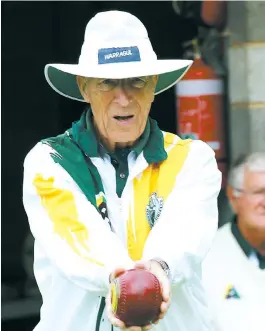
[228,153,265,195]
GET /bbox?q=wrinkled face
[233,169,265,246]
[77,75,158,150]
[228,169,265,253]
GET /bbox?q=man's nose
[257,191,265,208]
[113,85,131,107]
[261,193,265,206]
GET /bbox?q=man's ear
[226,185,239,214]
[150,75,158,102]
[153,75,158,86]
[76,76,89,101]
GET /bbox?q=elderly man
[203,153,265,331]
[23,10,221,331]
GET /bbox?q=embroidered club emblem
[224,284,241,300]
[146,192,164,228]
[96,191,113,231]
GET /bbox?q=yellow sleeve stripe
[33,174,104,267]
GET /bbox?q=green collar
[231,217,265,267]
[231,218,253,258]
[72,108,167,164]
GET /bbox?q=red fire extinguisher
[176,40,227,188]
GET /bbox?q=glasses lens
[129,77,148,89]
[98,79,118,91]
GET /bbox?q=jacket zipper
[95,297,105,331]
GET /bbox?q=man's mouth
[113,115,134,121]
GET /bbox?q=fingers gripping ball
[111,269,162,327]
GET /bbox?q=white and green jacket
[202,223,265,331]
[23,110,221,331]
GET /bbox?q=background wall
[227,1,265,162]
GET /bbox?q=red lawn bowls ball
[111,269,162,326]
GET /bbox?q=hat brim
[44,60,193,102]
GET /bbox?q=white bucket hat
[44,10,193,102]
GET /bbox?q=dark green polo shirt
[86,110,152,197]
[100,122,150,197]
[231,218,265,269]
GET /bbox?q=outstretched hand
[106,261,171,330]
[106,266,153,331]
[134,260,171,323]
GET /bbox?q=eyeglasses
[96,77,150,92]
[234,188,265,199]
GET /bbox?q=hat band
[98,46,141,65]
